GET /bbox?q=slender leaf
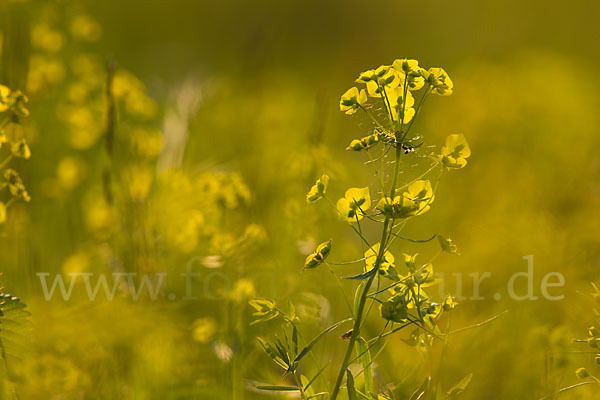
[355,337,373,396]
[275,337,290,366]
[292,325,299,359]
[257,337,288,370]
[304,363,328,391]
[346,369,357,400]
[344,268,377,281]
[354,282,365,319]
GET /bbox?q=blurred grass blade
[355,337,373,395]
[409,376,431,400]
[446,373,472,397]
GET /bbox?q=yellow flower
[346,131,380,151]
[392,59,425,91]
[386,86,416,123]
[392,59,420,74]
[364,243,395,276]
[377,180,434,218]
[339,87,367,114]
[10,138,31,159]
[376,195,417,219]
[336,187,371,222]
[422,67,453,96]
[0,85,11,112]
[303,240,332,270]
[439,134,471,169]
[192,318,217,343]
[363,65,402,97]
[403,180,434,216]
[306,174,329,203]
[4,168,30,202]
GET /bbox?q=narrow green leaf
[292,325,299,359]
[344,268,377,281]
[355,337,373,395]
[301,375,315,397]
[354,282,365,320]
[274,337,291,366]
[346,369,357,400]
[294,318,352,363]
[304,363,328,392]
[257,337,288,370]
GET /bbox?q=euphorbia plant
[251,58,472,400]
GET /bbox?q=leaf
[446,373,473,397]
[274,337,291,366]
[294,318,352,363]
[355,337,373,396]
[344,268,377,281]
[301,375,315,397]
[0,291,31,380]
[292,325,299,360]
[354,282,365,319]
[257,337,288,370]
[304,363,328,392]
[346,369,357,400]
[256,385,300,392]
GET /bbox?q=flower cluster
[252,58,471,400]
[0,85,31,224]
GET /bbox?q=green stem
[293,370,308,400]
[331,134,406,400]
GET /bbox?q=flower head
[306,174,329,203]
[439,134,470,169]
[339,87,367,115]
[422,67,453,96]
[336,187,371,222]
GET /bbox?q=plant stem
[330,133,405,400]
[293,370,308,400]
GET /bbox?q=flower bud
[576,368,589,379]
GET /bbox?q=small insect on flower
[402,143,414,154]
